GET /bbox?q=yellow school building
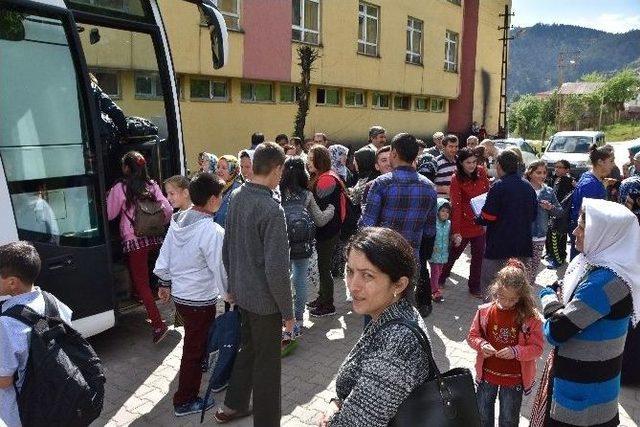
[85,0,510,171]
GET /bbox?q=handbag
[385,319,481,427]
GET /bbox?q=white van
[541,131,605,178]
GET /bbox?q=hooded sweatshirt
[153,209,227,306]
[430,198,451,264]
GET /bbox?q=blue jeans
[476,380,523,427]
[291,258,310,321]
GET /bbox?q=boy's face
[438,207,450,222]
[165,184,190,210]
[554,162,568,177]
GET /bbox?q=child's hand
[452,234,463,247]
[495,347,516,360]
[481,343,496,358]
[224,292,235,304]
[158,287,171,304]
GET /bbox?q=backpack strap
[0,291,61,327]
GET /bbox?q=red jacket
[467,302,544,395]
[449,166,490,238]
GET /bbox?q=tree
[293,46,320,139]
[539,93,557,142]
[558,94,586,130]
[601,69,640,120]
[507,94,543,139]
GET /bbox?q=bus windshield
[0,10,103,246]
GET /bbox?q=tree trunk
[294,46,319,139]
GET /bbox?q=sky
[511,0,640,33]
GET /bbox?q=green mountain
[508,24,640,99]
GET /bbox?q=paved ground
[90,249,640,426]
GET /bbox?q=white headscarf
[562,198,640,325]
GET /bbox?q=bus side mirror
[196,0,229,69]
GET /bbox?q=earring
[393,292,398,298]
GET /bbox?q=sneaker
[174,395,215,417]
[306,297,321,308]
[310,304,336,317]
[545,259,561,270]
[431,290,444,303]
[152,323,169,344]
[293,322,303,338]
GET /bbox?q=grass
[602,120,640,142]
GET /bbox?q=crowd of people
[1,124,639,427]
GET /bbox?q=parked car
[492,138,539,165]
[541,131,605,178]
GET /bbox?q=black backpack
[282,191,315,260]
[549,189,574,233]
[1,291,105,427]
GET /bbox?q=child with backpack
[429,198,451,302]
[1,241,104,427]
[107,151,173,344]
[154,172,229,417]
[467,259,543,427]
[280,156,335,347]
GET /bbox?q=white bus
[0,0,228,336]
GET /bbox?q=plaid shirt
[359,166,437,255]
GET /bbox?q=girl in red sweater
[467,259,543,427]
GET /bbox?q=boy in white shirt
[0,242,73,427]
[154,172,229,417]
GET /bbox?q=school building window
[134,72,163,99]
[393,95,411,110]
[280,84,301,103]
[372,92,389,109]
[241,82,273,102]
[190,78,228,101]
[345,90,365,107]
[292,0,320,45]
[358,2,379,56]
[415,97,428,111]
[447,0,461,5]
[90,69,120,99]
[430,97,445,112]
[444,30,459,72]
[200,0,240,30]
[316,87,340,105]
[406,17,423,64]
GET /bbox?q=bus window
[67,0,147,18]
[0,11,103,246]
[79,25,171,185]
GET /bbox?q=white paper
[470,193,488,216]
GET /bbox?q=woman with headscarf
[238,149,255,182]
[349,148,378,207]
[214,154,242,227]
[329,144,350,184]
[534,199,640,427]
[198,152,218,174]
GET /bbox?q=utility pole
[555,49,580,129]
[498,4,514,137]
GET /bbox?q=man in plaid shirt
[359,133,437,316]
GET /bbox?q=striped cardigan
[540,267,632,427]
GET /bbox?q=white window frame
[444,30,459,72]
[415,97,428,111]
[345,90,365,107]
[241,81,274,103]
[393,95,411,111]
[279,84,301,103]
[316,87,341,106]
[430,97,445,112]
[358,2,379,56]
[134,71,163,100]
[292,0,320,45]
[372,92,389,109]
[406,17,423,65]
[90,69,121,99]
[189,77,229,101]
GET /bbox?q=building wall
[86,0,508,172]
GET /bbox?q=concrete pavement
[90,249,640,426]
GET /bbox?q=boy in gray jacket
[214,142,293,426]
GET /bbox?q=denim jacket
[532,184,562,239]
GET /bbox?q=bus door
[0,1,115,335]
